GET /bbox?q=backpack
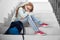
[4,21,25,35]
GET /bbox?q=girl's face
[25,5,32,12]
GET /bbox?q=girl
[15,2,47,35]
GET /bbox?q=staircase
[0,1,60,40]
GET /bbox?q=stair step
[0,25,60,35]
[25,27,60,35]
[0,35,60,40]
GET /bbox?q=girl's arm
[18,7,28,18]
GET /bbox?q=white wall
[0,0,20,23]
[32,2,53,13]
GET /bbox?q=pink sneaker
[40,23,48,27]
[35,31,47,35]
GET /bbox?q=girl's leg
[31,15,48,27]
[27,16,46,35]
[31,15,42,25]
[27,15,39,32]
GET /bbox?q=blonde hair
[16,2,33,17]
[22,2,33,12]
